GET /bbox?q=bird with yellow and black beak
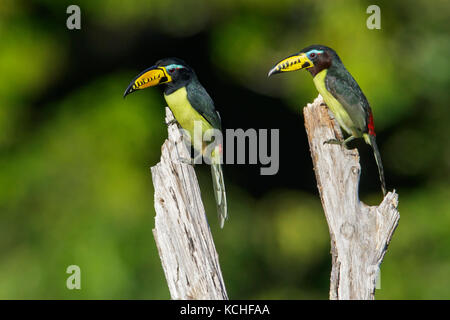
[268,45,386,196]
[124,57,227,228]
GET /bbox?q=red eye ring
[310,52,316,58]
[169,67,181,73]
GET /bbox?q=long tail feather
[211,162,227,228]
[366,134,387,196]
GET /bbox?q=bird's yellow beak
[267,53,313,77]
[124,66,172,97]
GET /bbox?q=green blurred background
[0,0,449,299]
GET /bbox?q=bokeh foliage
[0,0,449,299]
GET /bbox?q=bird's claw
[323,138,344,146]
[323,136,356,149]
[166,119,178,126]
[177,157,195,166]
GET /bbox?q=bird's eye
[310,52,316,58]
[169,68,175,73]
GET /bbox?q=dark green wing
[186,80,222,130]
[325,67,371,134]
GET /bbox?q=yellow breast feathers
[313,69,355,136]
[164,87,213,150]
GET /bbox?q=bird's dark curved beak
[123,66,172,98]
[267,53,313,77]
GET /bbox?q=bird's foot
[177,157,195,166]
[323,136,355,148]
[177,153,203,166]
[166,119,179,126]
[323,138,344,146]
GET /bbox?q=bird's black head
[268,45,342,78]
[124,57,195,97]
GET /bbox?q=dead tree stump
[151,108,228,300]
[303,95,400,300]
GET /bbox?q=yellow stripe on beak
[133,67,171,90]
[124,66,172,97]
[268,53,313,77]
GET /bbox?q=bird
[124,57,228,227]
[268,45,386,196]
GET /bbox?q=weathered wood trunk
[151,108,228,300]
[303,95,400,300]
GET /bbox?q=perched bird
[124,58,228,227]
[268,45,386,196]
